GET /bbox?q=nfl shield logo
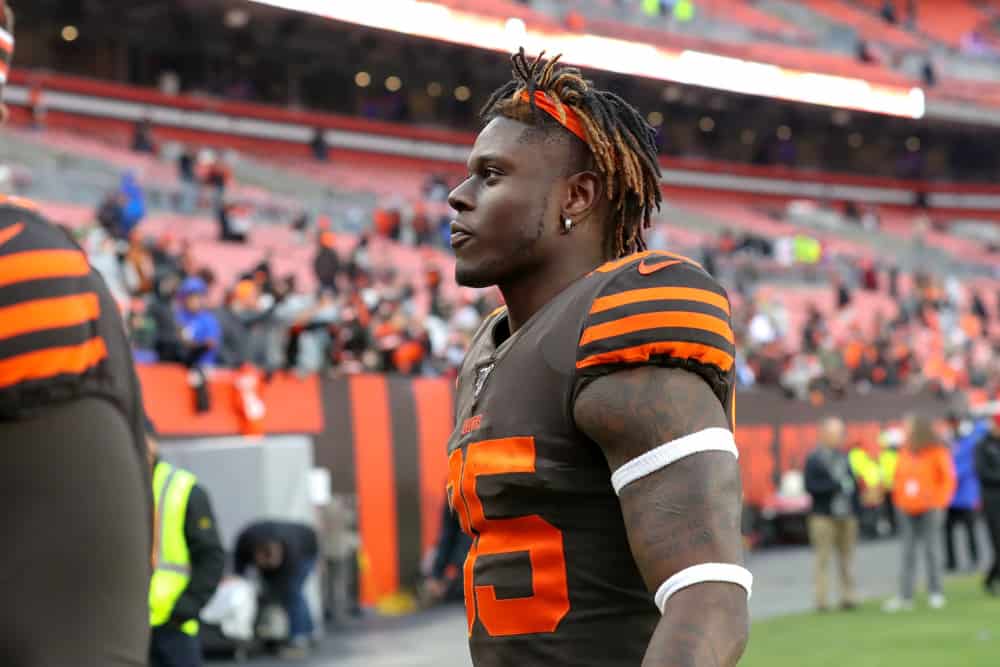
[474,363,495,398]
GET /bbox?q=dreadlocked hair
[480,48,662,259]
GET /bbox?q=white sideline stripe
[610,427,738,495]
[654,563,753,613]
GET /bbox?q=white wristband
[611,427,738,495]
[654,563,753,613]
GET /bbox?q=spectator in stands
[945,416,986,572]
[880,1,897,24]
[124,231,155,295]
[147,273,183,363]
[96,190,126,239]
[286,288,339,374]
[310,127,329,162]
[805,418,860,612]
[175,277,221,367]
[234,521,319,658]
[229,278,278,370]
[884,415,956,612]
[217,202,248,243]
[313,231,341,292]
[132,119,155,154]
[177,146,198,213]
[214,287,249,368]
[120,171,146,238]
[975,409,1000,595]
[89,233,130,304]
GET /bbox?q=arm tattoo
[574,366,749,666]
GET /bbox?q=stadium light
[61,25,79,42]
[354,71,371,88]
[244,0,926,119]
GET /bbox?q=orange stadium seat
[913,0,990,48]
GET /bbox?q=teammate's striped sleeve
[0,199,107,390]
[575,256,734,407]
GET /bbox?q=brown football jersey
[447,250,736,667]
[0,195,148,459]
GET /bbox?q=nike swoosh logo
[637,258,681,275]
[0,222,24,248]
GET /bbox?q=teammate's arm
[574,365,749,667]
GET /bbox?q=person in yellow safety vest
[849,446,883,500]
[147,419,225,667]
[879,428,903,534]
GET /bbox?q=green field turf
[741,577,1000,667]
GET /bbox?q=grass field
[741,577,1000,667]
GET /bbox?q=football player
[446,50,750,666]
[0,4,152,664]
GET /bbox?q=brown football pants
[0,397,151,666]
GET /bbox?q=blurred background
[2,0,1000,665]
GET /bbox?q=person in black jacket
[974,413,1000,595]
[234,521,318,655]
[147,427,226,667]
[804,417,861,611]
[423,498,473,605]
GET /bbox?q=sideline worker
[804,417,860,612]
[148,421,225,667]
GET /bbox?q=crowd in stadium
[55,143,999,409]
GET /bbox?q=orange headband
[519,90,587,143]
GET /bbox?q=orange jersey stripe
[0,195,38,211]
[580,310,734,347]
[0,336,108,389]
[0,292,100,340]
[0,222,23,247]
[0,249,91,288]
[577,340,734,372]
[593,250,703,274]
[590,286,731,316]
[594,251,655,274]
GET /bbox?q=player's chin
[454,259,498,289]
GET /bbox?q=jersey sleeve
[574,258,735,414]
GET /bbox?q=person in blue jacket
[119,171,147,238]
[945,417,987,572]
[175,277,221,367]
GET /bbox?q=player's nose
[448,178,475,213]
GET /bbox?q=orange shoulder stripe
[580,311,734,347]
[576,340,734,372]
[0,195,41,212]
[0,249,91,288]
[593,250,703,274]
[0,336,108,389]
[0,293,100,340]
[590,286,730,316]
[0,222,23,248]
[594,251,654,274]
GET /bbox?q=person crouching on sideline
[883,414,956,612]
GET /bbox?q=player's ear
[562,170,602,222]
